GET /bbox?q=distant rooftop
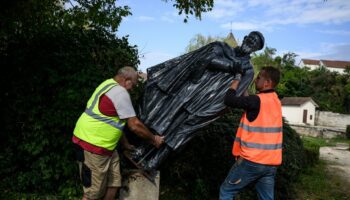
[301,59,320,65]
[301,59,350,69]
[225,32,238,48]
[321,60,350,69]
[281,97,318,107]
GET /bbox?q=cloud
[294,43,350,63]
[294,51,325,65]
[138,51,175,71]
[318,43,350,61]
[206,8,237,19]
[161,16,175,23]
[212,0,350,30]
[317,30,350,36]
[205,0,244,19]
[137,16,155,22]
[160,11,180,23]
[221,21,260,30]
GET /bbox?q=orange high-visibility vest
[232,92,283,165]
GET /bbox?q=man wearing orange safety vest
[220,66,282,200]
[72,66,164,200]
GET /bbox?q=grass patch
[331,137,350,147]
[294,160,350,200]
[302,136,350,147]
[295,136,350,199]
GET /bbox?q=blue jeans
[219,158,277,200]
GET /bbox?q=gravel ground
[319,143,350,184]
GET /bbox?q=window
[310,115,313,120]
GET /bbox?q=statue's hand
[233,73,242,80]
[230,59,243,75]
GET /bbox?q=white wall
[316,111,350,129]
[300,62,345,74]
[301,63,319,70]
[327,67,345,74]
[282,101,316,125]
[282,105,302,124]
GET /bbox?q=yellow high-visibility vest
[73,79,125,150]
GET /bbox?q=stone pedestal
[119,170,160,200]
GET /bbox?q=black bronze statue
[125,31,265,171]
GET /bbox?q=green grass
[302,135,350,147]
[294,136,350,200]
[294,160,350,200]
[331,137,350,147]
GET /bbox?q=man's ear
[126,79,132,86]
[265,79,273,88]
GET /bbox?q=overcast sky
[117,0,350,72]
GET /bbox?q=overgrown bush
[158,111,240,200]
[0,0,138,198]
[346,125,350,139]
[301,137,321,167]
[159,114,307,200]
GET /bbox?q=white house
[320,60,350,74]
[299,59,350,74]
[281,97,319,125]
[299,59,320,70]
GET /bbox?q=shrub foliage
[0,0,138,197]
[159,114,307,200]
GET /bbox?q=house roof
[301,59,320,65]
[301,59,350,69]
[225,32,238,48]
[281,97,319,107]
[320,60,350,69]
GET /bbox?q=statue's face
[241,33,262,54]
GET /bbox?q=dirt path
[319,143,350,184]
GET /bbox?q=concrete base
[119,170,160,200]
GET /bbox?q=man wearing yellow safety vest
[72,66,164,200]
[220,66,282,200]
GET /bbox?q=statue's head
[241,31,265,54]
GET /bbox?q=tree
[185,33,239,53]
[251,47,279,71]
[0,0,138,197]
[185,34,223,52]
[163,0,214,22]
[345,66,350,75]
[0,0,232,197]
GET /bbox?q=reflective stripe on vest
[234,137,283,150]
[232,92,283,165]
[73,79,125,151]
[84,109,125,130]
[239,123,282,133]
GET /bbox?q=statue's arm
[207,58,242,74]
[235,66,254,96]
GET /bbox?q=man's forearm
[128,118,155,143]
[127,117,164,148]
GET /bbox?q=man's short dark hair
[261,66,280,87]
